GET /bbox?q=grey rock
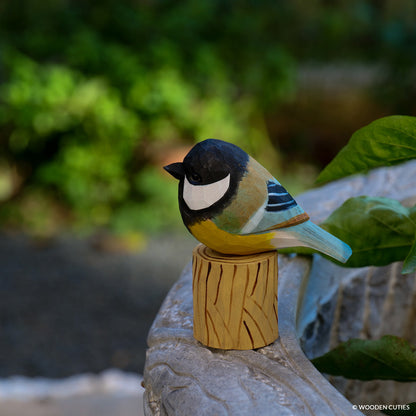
[327,261,416,412]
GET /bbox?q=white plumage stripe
[240,199,268,234]
[268,192,289,197]
[267,202,295,207]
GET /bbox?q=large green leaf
[317,115,416,184]
[311,335,416,381]
[402,235,416,274]
[382,403,416,416]
[321,196,416,270]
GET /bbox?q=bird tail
[270,220,352,263]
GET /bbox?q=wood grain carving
[192,244,278,350]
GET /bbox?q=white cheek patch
[183,174,230,211]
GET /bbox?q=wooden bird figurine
[164,139,352,262]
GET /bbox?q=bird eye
[190,172,201,183]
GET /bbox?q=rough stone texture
[144,160,416,416]
[298,161,416,415]
[299,257,416,414]
[326,263,416,412]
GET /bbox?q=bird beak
[163,162,185,180]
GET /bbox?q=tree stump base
[192,244,278,350]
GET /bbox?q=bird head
[164,139,249,220]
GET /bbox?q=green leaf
[311,335,416,382]
[321,196,416,268]
[382,403,416,416]
[317,115,416,184]
[402,235,416,274]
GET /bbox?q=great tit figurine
[164,139,352,263]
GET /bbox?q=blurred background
[0,0,415,411]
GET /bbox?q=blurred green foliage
[0,0,415,236]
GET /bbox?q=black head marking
[178,138,249,226]
[183,139,249,185]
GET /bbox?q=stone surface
[143,160,416,416]
[298,161,416,415]
[325,261,416,412]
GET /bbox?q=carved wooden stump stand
[192,244,278,350]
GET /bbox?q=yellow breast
[189,219,275,255]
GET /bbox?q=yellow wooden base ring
[192,244,278,350]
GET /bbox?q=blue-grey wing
[240,179,307,234]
